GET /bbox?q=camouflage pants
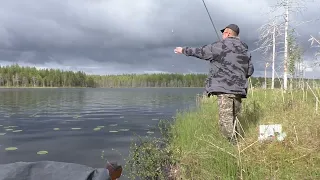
[217,94,242,143]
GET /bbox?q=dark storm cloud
[0,0,319,76]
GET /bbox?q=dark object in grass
[106,162,122,180]
[0,161,122,180]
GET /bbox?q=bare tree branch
[255,20,284,55]
[308,33,320,66]
[293,18,320,26]
[309,35,320,47]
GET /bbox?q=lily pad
[109,130,118,133]
[71,128,81,130]
[30,113,38,117]
[5,129,13,131]
[0,133,6,135]
[5,147,18,151]
[119,129,130,132]
[97,126,105,128]
[109,124,118,127]
[8,126,18,128]
[37,151,48,155]
[147,131,154,134]
[53,128,60,131]
[12,130,23,133]
[93,127,101,131]
[66,120,84,122]
[73,115,81,119]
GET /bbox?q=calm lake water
[0,88,203,176]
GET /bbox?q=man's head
[221,24,240,39]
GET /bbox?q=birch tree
[255,19,283,89]
[267,0,310,90]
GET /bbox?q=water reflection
[0,87,202,177]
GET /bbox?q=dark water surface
[0,88,202,175]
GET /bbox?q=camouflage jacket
[182,36,254,97]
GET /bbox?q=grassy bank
[126,88,320,179]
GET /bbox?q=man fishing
[174,24,254,144]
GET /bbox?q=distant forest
[0,64,318,88]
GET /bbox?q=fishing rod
[201,0,221,41]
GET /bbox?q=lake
[0,88,203,177]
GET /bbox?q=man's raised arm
[174,42,223,61]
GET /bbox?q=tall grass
[169,88,320,179]
[124,88,320,179]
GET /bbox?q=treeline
[0,64,319,88]
[0,64,89,87]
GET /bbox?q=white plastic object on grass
[258,124,287,142]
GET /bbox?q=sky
[0,0,319,78]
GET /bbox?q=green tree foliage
[0,64,318,88]
[0,64,88,87]
[287,29,303,78]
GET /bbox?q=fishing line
[201,0,221,41]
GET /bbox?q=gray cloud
[0,0,319,77]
